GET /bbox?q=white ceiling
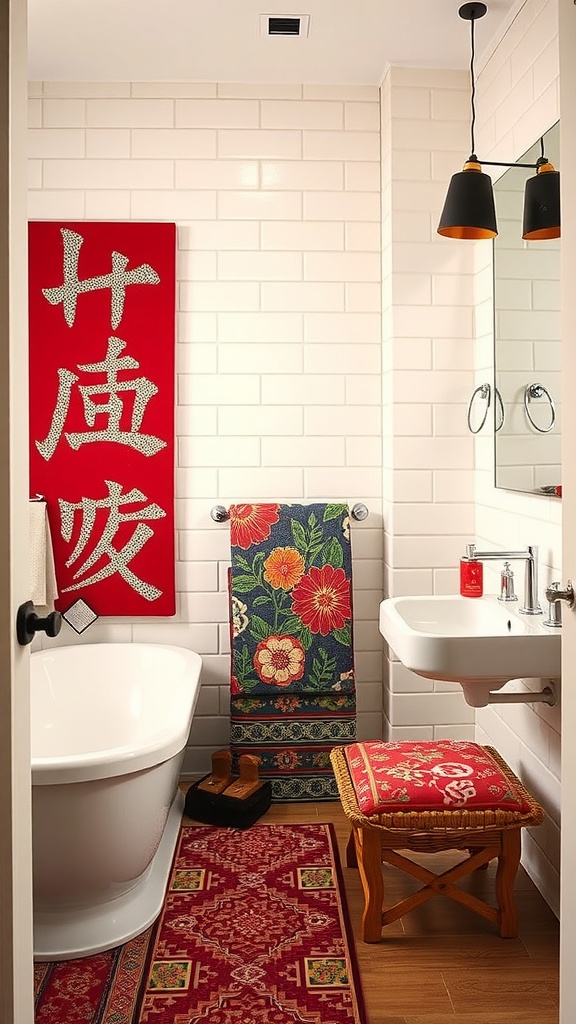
[27,0,522,85]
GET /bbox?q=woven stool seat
[330,741,544,942]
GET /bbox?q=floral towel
[229,502,355,695]
[228,503,356,801]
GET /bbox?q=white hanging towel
[29,501,59,612]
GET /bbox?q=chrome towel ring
[467,383,504,434]
[524,383,556,433]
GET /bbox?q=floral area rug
[34,823,367,1024]
[228,503,357,801]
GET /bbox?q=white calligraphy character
[36,336,166,461]
[42,228,160,329]
[59,480,166,601]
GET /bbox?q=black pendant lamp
[438,4,560,241]
[522,141,561,240]
[437,3,497,240]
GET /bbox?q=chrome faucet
[465,543,542,615]
[499,561,517,603]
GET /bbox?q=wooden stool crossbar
[330,743,544,943]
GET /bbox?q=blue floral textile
[229,503,357,801]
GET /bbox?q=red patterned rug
[35,822,367,1024]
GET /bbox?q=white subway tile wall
[474,0,561,915]
[380,67,476,744]
[29,82,385,776]
[27,25,561,920]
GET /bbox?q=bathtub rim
[31,643,202,786]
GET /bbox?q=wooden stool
[330,741,544,942]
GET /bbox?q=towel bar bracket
[16,600,62,646]
[210,505,229,523]
[351,502,369,521]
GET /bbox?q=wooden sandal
[224,754,262,799]
[196,749,233,794]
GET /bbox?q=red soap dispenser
[460,544,483,598]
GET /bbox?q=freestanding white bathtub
[31,642,202,961]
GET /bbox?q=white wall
[380,66,476,740]
[27,82,386,774]
[474,0,561,914]
[378,0,562,916]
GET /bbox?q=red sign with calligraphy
[28,221,176,616]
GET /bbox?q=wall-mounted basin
[379,594,561,707]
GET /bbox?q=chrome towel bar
[210,502,369,523]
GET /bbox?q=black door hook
[16,600,62,646]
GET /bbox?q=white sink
[379,594,561,707]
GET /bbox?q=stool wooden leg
[495,828,521,937]
[355,827,384,943]
[345,829,358,867]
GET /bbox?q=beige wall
[558,2,576,1015]
[2,2,34,1019]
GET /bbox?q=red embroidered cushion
[344,740,531,816]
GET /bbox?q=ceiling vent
[259,14,311,37]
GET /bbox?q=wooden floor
[183,793,559,1024]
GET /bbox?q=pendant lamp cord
[469,12,477,157]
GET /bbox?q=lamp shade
[437,160,497,240]
[522,162,560,240]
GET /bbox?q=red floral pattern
[228,503,280,550]
[345,740,531,815]
[291,564,351,636]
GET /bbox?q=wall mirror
[493,122,561,495]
